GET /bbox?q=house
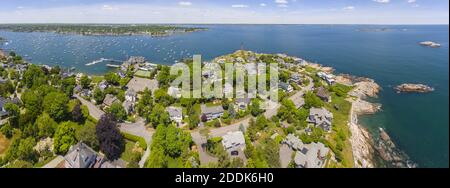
[290,73,302,85]
[63,142,123,168]
[125,89,137,102]
[80,89,92,98]
[283,134,329,168]
[317,72,335,85]
[279,82,293,93]
[98,80,108,91]
[316,86,331,102]
[0,97,9,119]
[235,97,251,111]
[122,100,134,114]
[117,71,126,78]
[125,56,146,65]
[201,104,224,121]
[168,86,181,98]
[167,106,183,125]
[103,94,118,107]
[222,131,246,155]
[290,92,305,109]
[73,85,82,93]
[307,107,333,132]
[294,142,329,168]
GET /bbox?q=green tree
[106,102,127,121]
[80,75,91,89]
[93,88,105,104]
[104,72,120,85]
[4,103,20,128]
[35,112,58,138]
[304,91,324,109]
[53,121,77,154]
[76,122,99,150]
[43,92,69,122]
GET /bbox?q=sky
[0,0,448,24]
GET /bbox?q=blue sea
[0,25,448,167]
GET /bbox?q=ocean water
[0,25,448,167]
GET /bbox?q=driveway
[119,118,154,168]
[74,94,104,120]
[190,131,218,165]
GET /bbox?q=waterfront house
[222,131,246,155]
[126,56,146,65]
[103,94,118,107]
[307,107,333,132]
[201,104,224,121]
[279,82,293,93]
[290,92,305,109]
[317,72,335,85]
[316,86,331,102]
[81,89,92,98]
[294,142,329,168]
[167,106,183,125]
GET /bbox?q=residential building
[0,97,9,119]
[62,142,124,168]
[168,86,181,98]
[98,80,108,91]
[167,106,183,125]
[125,89,137,102]
[235,97,251,111]
[307,107,333,132]
[294,142,329,168]
[290,73,302,85]
[103,94,118,107]
[222,131,246,155]
[316,86,331,102]
[201,104,224,121]
[317,72,335,85]
[279,82,293,93]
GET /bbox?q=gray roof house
[282,134,329,168]
[125,89,137,102]
[201,104,224,121]
[167,106,183,125]
[279,82,293,93]
[235,97,251,111]
[290,73,302,84]
[0,97,9,118]
[316,86,331,102]
[307,107,333,132]
[222,131,246,154]
[294,142,329,168]
[103,94,118,107]
[63,142,123,168]
[98,80,108,91]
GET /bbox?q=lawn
[0,133,11,156]
[324,94,354,168]
[134,70,152,78]
[121,140,142,163]
[91,75,104,84]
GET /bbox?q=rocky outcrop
[374,128,417,168]
[395,84,434,93]
[349,79,381,99]
[419,41,441,48]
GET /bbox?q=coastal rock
[395,84,434,93]
[349,79,381,99]
[419,41,441,48]
[352,99,381,115]
[374,128,417,168]
[349,99,376,168]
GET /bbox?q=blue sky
[0,0,448,24]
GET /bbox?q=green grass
[0,133,11,156]
[91,75,104,84]
[121,140,138,162]
[135,70,152,78]
[122,132,147,149]
[324,94,354,168]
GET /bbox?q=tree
[304,91,324,109]
[104,72,120,85]
[53,122,77,154]
[35,112,58,138]
[4,103,20,128]
[43,92,69,122]
[147,104,170,127]
[80,75,91,89]
[96,113,125,160]
[61,77,76,96]
[71,103,85,124]
[76,122,99,150]
[21,90,43,121]
[23,64,47,88]
[16,137,38,162]
[106,102,127,121]
[93,88,105,104]
[250,99,263,117]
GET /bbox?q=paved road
[190,131,218,165]
[74,94,104,120]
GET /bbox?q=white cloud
[408,0,416,3]
[343,6,355,11]
[278,4,288,8]
[260,3,267,7]
[275,0,288,4]
[17,6,24,9]
[101,5,118,11]
[231,4,248,8]
[373,0,390,3]
[178,1,192,6]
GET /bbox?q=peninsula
[0,24,206,37]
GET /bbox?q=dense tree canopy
[43,91,70,122]
[96,113,125,160]
[53,121,77,154]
